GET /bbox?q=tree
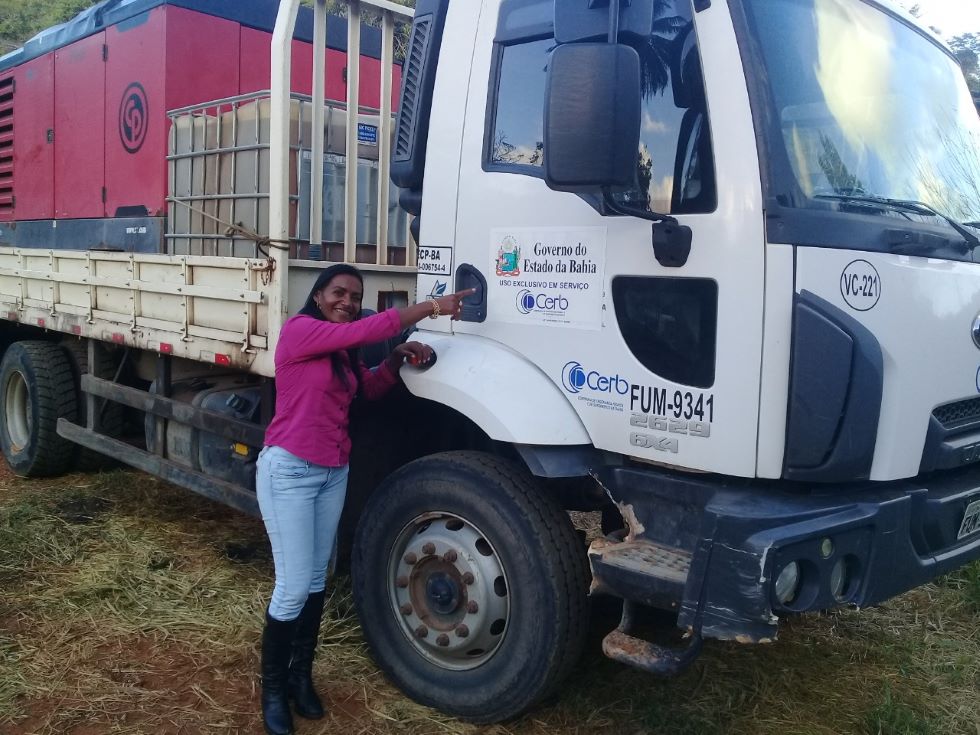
[634,0,686,97]
[0,0,92,48]
[899,2,942,35]
[950,33,980,97]
[304,0,414,58]
[817,135,864,195]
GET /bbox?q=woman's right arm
[396,288,476,329]
[281,288,478,362]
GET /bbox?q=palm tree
[635,0,688,98]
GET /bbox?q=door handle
[454,263,487,323]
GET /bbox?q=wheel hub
[389,514,510,671]
[424,571,461,615]
[3,370,31,452]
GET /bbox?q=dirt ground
[1,466,979,735]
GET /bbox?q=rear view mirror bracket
[601,189,693,268]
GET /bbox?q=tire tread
[352,450,590,723]
[0,341,78,476]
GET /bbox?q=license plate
[957,498,980,540]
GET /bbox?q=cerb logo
[517,289,569,315]
[561,361,629,396]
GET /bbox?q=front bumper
[591,464,980,642]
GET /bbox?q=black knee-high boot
[288,591,327,719]
[261,612,297,735]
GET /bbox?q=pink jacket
[263,310,403,467]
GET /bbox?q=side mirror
[544,43,642,192]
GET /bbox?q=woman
[257,263,473,735]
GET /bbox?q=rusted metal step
[602,601,703,676]
[588,537,692,609]
[591,538,691,581]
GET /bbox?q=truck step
[589,538,692,583]
[602,600,704,676]
[587,537,692,611]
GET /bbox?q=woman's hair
[298,263,364,391]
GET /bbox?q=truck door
[444,0,766,477]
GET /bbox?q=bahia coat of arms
[495,235,521,277]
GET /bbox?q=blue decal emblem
[428,280,448,299]
[562,361,587,394]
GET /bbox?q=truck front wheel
[352,451,589,723]
[0,341,78,477]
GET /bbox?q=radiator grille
[0,75,13,219]
[933,397,980,429]
[394,16,431,161]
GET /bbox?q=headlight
[830,557,851,600]
[774,561,801,605]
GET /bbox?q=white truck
[1,0,980,723]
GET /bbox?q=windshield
[741,0,980,224]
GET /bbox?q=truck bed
[0,247,416,376]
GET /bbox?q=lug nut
[415,625,429,639]
[455,624,469,638]
[404,552,418,565]
[396,576,409,588]
[400,603,413,616]
[436,634,450,647]
[462,572,475,585]
[467,601,479,614]
[422,542,436,555]
[443,549,458,563]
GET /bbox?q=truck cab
[344,0,980,721]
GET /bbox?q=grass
[1,467,979,734]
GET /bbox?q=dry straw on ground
[1,466,978,734]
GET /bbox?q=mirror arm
[607,0,621,43]
[601,187,679,226]
[601,188,693,268]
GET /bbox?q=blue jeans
[256,445,350,621]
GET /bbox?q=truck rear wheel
[351,451,589,723]
[0,341,78,477]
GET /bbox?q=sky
[900,0,980,39]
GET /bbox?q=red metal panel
[340,52,402,111]
[10,55,55,221]
[240,27,401,109]
[326,48,347,104]
[105,8,167,217]
[165,7,240,112]
[54,32,106,219]
[354,54,382,109]
[329,51,402,110]
[239,28,316,97]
